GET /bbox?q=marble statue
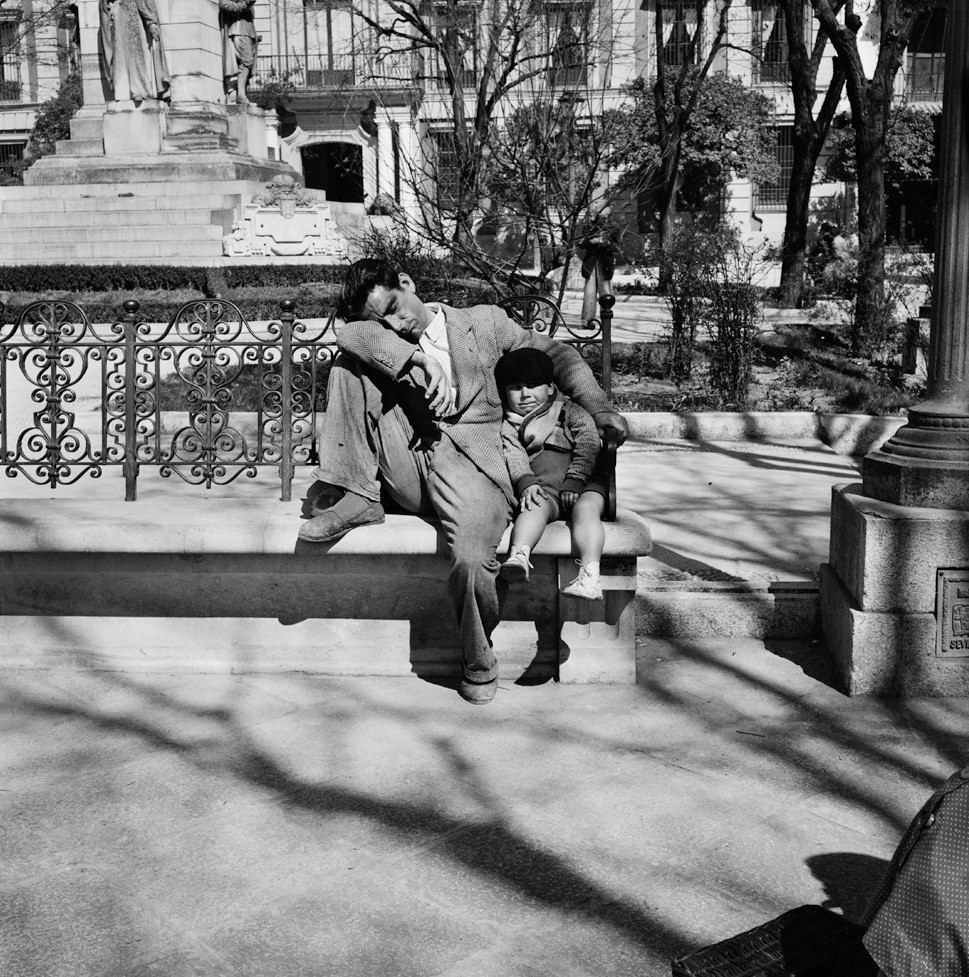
[98,0,171,102]
[220,0,259,103]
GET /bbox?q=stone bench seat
[0,498,651,685]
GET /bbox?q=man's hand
[595,411,628,446]
[412,351,452,418]
[560,490,579,514]
[520,484,547,512]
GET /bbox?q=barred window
[906,6,945,101]
[661,1,699,68]
[751,2,785,85]
[430,2,479,90]
[545,1,591,87]
[0,141,25,180]
[0,19,22,102]
[431,130,461,210]
[753,125,793,212]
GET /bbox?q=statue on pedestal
[220,0,259,104]
[98,0,171,102]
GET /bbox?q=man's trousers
[311,355,511,683]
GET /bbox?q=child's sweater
[500,395,601,498]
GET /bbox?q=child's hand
[520,484,547,511]
[560,490,579,514]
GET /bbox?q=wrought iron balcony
[251,52,415,93]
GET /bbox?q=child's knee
[572,493,604,520]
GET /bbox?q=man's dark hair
[494,347,555,396]
[336,259,402,321]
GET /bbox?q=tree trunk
[777,132,817,308]
[657,132,684,291]
[852,123,888,354]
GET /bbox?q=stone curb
[623,411,907,456]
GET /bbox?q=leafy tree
[643,0,736,248]
[820,104,935,191]
[810,0,936,352]
[609,71,777,227]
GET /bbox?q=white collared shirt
[419,303,457,415]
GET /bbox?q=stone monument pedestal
[0,0,306,265]
[820,483,969,696]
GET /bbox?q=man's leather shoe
[302,480,344,518]
[297,502,385,543]
[458,678,498,705]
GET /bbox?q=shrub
[704,239,766,409]
[0,263,352,295]
[658,221,736,382]
[22,71,83,174]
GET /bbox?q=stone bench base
[0,500,652,685]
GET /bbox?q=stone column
[819,4,969,696]
[863,4,969,508]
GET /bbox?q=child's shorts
[539,453,610,521]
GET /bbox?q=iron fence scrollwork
[0,293,609,500]
[1,298,338,501]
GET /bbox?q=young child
[495,347,607,600]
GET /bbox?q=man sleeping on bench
[297,259,627,706]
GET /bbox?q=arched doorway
[300,142,364,203]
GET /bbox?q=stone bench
[0,495,651,685]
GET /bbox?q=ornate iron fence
[0,298,336,501]
[0,295,611,501]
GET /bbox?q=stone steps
[0,193,240,214]
[1,210,230,229]
[0,177,276,264]
[0,238,227,261]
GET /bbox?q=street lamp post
[863,3,969,508]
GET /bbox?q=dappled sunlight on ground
[2,632,966,976]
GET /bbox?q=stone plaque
[937,569,969,657]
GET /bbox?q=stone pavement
[4,640,969,977]
[5,417,960,977]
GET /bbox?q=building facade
[0,0,947,250]
[0,0,79,182]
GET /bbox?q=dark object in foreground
[671,905,877,977]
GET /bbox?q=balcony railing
[251,52,414,92]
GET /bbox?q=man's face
[360,273,434,342]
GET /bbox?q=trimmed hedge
[1,276,498,323]
[0,264,352,294]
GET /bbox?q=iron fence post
[122,300,139,501]
[279,299,296,502]
[599,293,614,400]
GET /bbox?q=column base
[821,483,969,696]
[864,449,969,509]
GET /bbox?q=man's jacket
[336,303,613,502]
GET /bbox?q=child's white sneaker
[500,547,533,583]
[561,562,603,601]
